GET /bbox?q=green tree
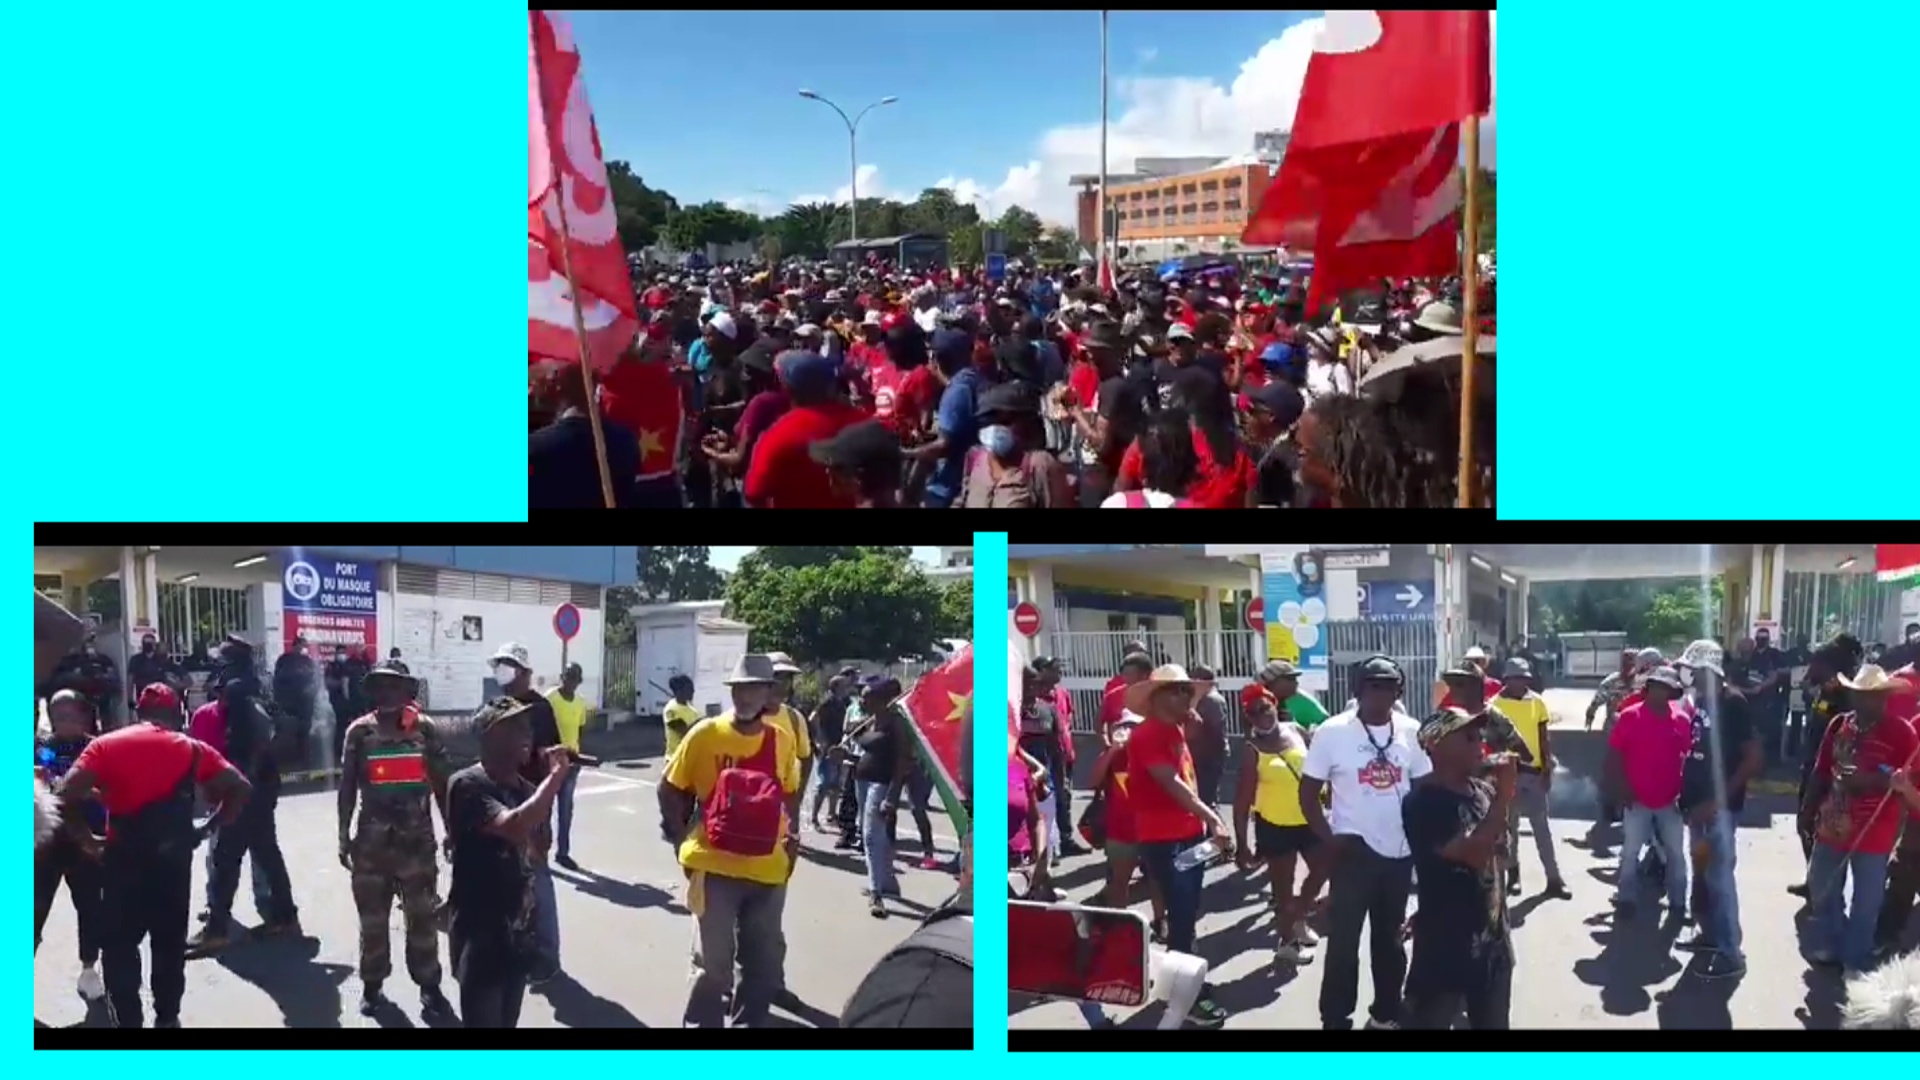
[950,222,984,265]
[997,204,1044,256]
[604,160,679,253]
[1035,225,1079,262]
[935,581,973,642]
[604,547,729,681]
[724,548,948,665]
[775,202,840,259]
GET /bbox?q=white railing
[1050,628,1267,682]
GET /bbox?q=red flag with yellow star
[599,353,684,481]
[902,644,972,835]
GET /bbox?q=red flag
[598,354,685,481]
[1242,11,1491,312]
[902,645,972,832]
[529,11,636,373]
[1878,544,1920,582]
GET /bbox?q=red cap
[136,683,180,713]
[1238,683,1276,713]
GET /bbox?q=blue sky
[567,10,1327,226]
[708,546,940,572]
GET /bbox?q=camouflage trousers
[349,837,443,987]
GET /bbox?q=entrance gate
[1325,617,1439,720]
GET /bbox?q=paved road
[35,756,965,1029]
[1012,688,1902,1030]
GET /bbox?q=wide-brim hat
[1440,664,1481,682]
[365,660,416,687]
[1501,658,1533,680]
[1259,659,1302,682]
[1643,665,1686,691]
[1679,639,1725,677]
[1418,706,1487,750]
[489,642,532,670]
[724,654,780,685]
[1463,646,1489,662]
[1838,664,1911,694]
[1124,664,1212,716]
[1412,300,1465,336]
[765,651,803,676]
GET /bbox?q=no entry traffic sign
[1012,601,1043,638]
[552,602,582,643]
[1245,597,1265,633]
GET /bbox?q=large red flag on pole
[1242,11,1492,314]
[902,645,973,835]
[529,11,637,373]
[1878,544,1920,583]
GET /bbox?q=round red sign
[1244,597,1265,633]
[1012,601,1043,638]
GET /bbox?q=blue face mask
[979,424,1017,457]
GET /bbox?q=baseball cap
[1418,706,1487,750]
[1247,382,1305,428]
[706,311,739,340]
[775,349,836,393]
[1166,323,1194,342]
[136,683,180,714]
[473,697,536,734]
[931,328,974,368]
[809,420,900,471]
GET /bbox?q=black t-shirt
[813,697,849,748]
[1255,440,1298,508]
[447,764,537,961]
[1403,779,1510,996]
[854,705,902,784]
[1747,646,1790,712]
[530,413,639,510]
[1679,690,1755,813]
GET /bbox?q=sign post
[1012,601,1043,639]
[552,601,582,669]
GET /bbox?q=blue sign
[1261,547,1329,690]
[985,252,1008,283]
[1363,580,1434,622]
[282,551,378,615]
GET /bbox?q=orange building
[1110,162,1274,256]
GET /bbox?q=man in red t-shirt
[743,351,867,509]
[59,684,251,1028]
[1098,652,1156,740]
[1122,664,1234,1028]
[1801,664,1919,972]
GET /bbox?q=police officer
[50,633,120,730]
[338,660,455,1019]
[128,633,184,704]
[56,684,252,1027]
[272,636,319,764]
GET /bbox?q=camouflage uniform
[342,711,448,988]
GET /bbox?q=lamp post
[1098,10,1110,291]
[798,90,898,247]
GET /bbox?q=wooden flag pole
[548,184,620,512]
[1456,115,1483,509]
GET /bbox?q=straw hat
[1123,664,1213,716]
[1838,664,1911,694]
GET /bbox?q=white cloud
[767,13,1495,225]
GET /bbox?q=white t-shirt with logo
[1302,708,1432,859]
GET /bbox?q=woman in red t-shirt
[1116,369,1258,509]
[1085,715,1167,942]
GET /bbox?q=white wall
[392,592,604,714]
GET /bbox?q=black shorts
[1255,818,1317,860]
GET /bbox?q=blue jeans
[531,862,560,977]
[1806,840,1892,973]
[555,768,579,859]
[1138,834,1209,955]
[1689,809,1743,961]
[1618,803,1688,912]
[858,780,900,895]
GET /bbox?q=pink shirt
[1608,701,1693,809]
[188,701,227,756]
[1051,686,1077,763]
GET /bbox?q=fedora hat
[1124,664,1211,716]
[1643,665,1686,692]
[723,654,780,686]
[365,660,416,687]
[765,651,803,676]
[1838,664,1911,694]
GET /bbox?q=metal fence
[1781,571,1906,649]
[157,583,250,660]
[1325,617,1439,720]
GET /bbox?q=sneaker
[868,897,889,919]
[359,982,388,1017]
[419,984,455,1020]
[1274,942,1315,966]
[1058,840,1090,857]
[555,854,580,872]
[1542,880,1573,900]
[1675,929,1717,952]
[917,856,942,870]
[76,966,105,1000]
[184,929,230,958]
[1364,1016,1401,1030]
[1294,924,1321,946]
[1184,997,1230,1029]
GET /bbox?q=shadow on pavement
[772,988,841,1029]
[796,845,866,876]
[533,971,650,1027]
[1794,967,1846,1030]
[553,865,689,916]
[1652,952,1743,1029]
[1571,905,1684,1017]
[209,929,353,1028]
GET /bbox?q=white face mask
[493,664,520,686]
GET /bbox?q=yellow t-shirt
[1490,692,1551,767]
[665,714,802,886]
[662,701,701,758]
[546,689,592,752]
[768,703,813,761]
[1253,745,1310,827]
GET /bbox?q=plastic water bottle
[1173,840,1221,873]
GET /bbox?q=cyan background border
[971,532,1009,1051]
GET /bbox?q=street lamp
[798,90,899,246]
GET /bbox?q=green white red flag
[902,644,972,835]
[1878,544,1920,583]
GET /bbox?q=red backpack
[702,727,785,857]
